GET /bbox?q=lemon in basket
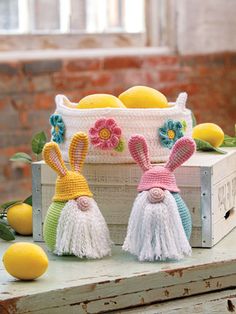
[7,203,32,235]
[77,94,126,109]
[192,123,224,147]
[3,242,48,280]
[118,86,170,108]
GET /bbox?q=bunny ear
[128,135,152,172]
[43,142,68,177]
[165,137,196,172]
[69,132,88,172]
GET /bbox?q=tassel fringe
[55,199,112,259]
[122,190,192,261]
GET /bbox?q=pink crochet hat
[128,135,196,192]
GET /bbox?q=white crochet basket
[52,93,193,163]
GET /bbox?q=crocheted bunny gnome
[123,135,196,262]
[43,132,112,259]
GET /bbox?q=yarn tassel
[123,190,191,261]
[54,199,112,258]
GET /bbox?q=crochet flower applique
[89,118,125,152]
[50,114,65,144]
[159,119,184,149]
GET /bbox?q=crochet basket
[51,93,193,163]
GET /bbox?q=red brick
[104,56,143,70]
[90,72,112,87]
[23,60,62,75]
[11,95,32,111]
[144,55,179,67]
[0,75,29,94]
[52,73,91,91]
[0,62,19,75]
[28,75,52,92]
[3,163,31,180]
[34,93,55,110]
[65,58,102,72]
[159,70,178,82]
[145,71,159,85]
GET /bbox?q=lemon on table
[3,242,48,280]
[77,94,126,109]
[192,123,224,147]
[118,86,170,108]
[7,203,32,235]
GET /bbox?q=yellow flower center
[99,128,111,140]
[55,126,59,133]
[167,129,175,139]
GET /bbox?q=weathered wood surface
[115,288,236,313]
[32,148,236,247]
[1,228,236,313]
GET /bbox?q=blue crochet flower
[158,119,184,149]
[50,114,65,144]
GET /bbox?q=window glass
[32,0,60,31]
[0,0,19,31]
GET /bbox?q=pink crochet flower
[89,118,122,150]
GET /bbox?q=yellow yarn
[53,171,92,201]
[43,132,92,202]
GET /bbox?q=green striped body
[172,192,192,240]
[43,201,66,251]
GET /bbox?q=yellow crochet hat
[43,132,92,202]
[53,171,92,201]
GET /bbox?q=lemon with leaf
[7,203,33,235]
[192,123,224,148]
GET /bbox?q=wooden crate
[32,148,236,248]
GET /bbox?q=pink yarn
[148,188,165,203]
[89,118,122,150]
[138,166,180,192]
[129,135,196,193]
[76,196,91,211]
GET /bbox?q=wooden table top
[1,228,236,313]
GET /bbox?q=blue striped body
[172,192,192,240]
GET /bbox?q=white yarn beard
[54,199,112,259]
[122,190,192,261]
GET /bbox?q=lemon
[3,242,48,280]
[77,94,126,109]
[118,86,170,108]
[7,203,32,235]
[192,123,224,147]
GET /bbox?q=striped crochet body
[43,201,65,251]
[172,192,192,240]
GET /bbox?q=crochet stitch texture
[123,135,196,261]
[43,133,92,201]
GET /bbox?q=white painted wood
[177,0,236,54]
[32,148,236,247]
[115,288,236,313]
[1,229,236,313]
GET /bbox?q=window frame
[0,0,176,51]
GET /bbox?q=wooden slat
[115,288,236,314]
[1,229,236,313]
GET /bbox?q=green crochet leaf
[194,139,226,154]
[114,139,125,152]
[10,152,32,163]
[31,131,47,155]
[220,134,236,147]
[0,223,15,241]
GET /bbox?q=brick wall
[0,52,236,203]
